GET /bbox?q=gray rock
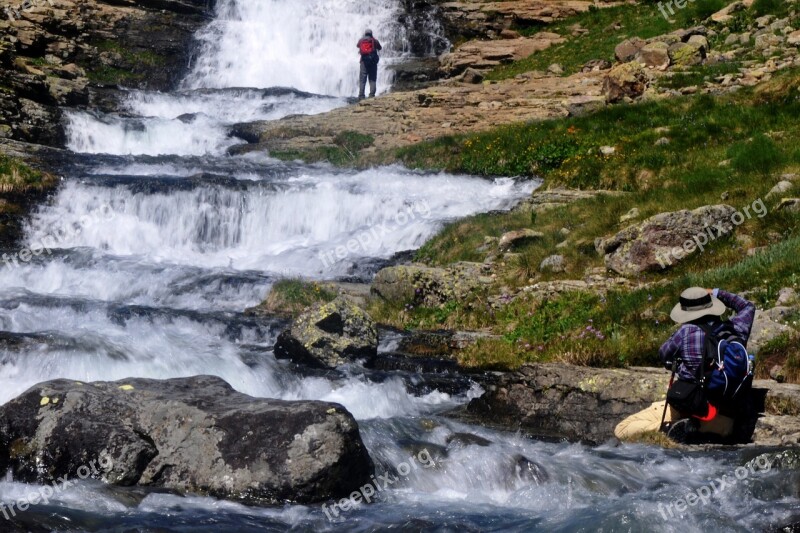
[614,37,647,62]
[498,228,544,250]
[0,376,373,504]
[655,137,670,146]
[777,288,798,306]
[668,42,704,67]
[539,254,566,273]
[274,296,378,369]
[547,63,564,75]
[371,262,490,307]
[687,35,710,54]
[637,42,671,70]
[596,204,738,275]
[620,207,641,223]
[766,180,794,200]
[777,198,800,212]
[603,61,650,103]
[749,310,794,354]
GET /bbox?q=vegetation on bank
[249,279,337,317]
[270,131,375,166]
[260,0,800,379]
[0,155,54,194]
[376,66,800,373]
[486,0,735,80]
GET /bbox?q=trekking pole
[660,358,678,432]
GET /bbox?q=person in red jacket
[357,29,382,100]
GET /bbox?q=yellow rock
[40,397,50,406]
[326,408,337,414]
[118,384,135,391]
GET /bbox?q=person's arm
[375,39,382,51]
[659,330,682,369]
[714,288,756,342]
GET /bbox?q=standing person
[614,287,756,443]
[357,29,382,100]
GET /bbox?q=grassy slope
[370,1,800,375]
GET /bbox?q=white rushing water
[5,0,800,531]
[184,0,403,95]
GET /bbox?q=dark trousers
[359,59,378,98]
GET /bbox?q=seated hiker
[615,287,756,443]
[357,29,382,100]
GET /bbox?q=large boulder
[371,262,491,307]
[668,42,704,67]
[603,61,649,103]
[468,363,800,445]
[595,204,737,276]
[637,42,671,70]
[274,296,378,368]
[614,37,647,62]
[0,376,373,504]
[468,364,669,443]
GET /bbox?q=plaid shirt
[659,289,756,381]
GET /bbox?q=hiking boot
[666,418,699,444]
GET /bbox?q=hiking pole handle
[660,359,678,431]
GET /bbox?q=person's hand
[706,288,714,295]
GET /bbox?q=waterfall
[183,0,405,96]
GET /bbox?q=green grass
[370,70,800,372]
[272,131,375,166]
[656,62,743,90]
[0,155,53,193]
[485,1,737,80]
[251,279,337,317]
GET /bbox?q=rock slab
[0,376,373,504]
[274,296,378,369]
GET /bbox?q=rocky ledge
[467,363,800,446]
[0,0,214,146]
[0,375,373,504]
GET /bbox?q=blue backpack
[698,321,754,404]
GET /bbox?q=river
[0,0,798,531]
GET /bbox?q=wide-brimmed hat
[670,287,727,324]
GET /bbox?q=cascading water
[3,0,800,531]
[183,0,403,95]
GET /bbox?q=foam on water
[184,0,403,96]
[23,170,536,275]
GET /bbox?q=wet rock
[446,432,492,448]
[0,376,373,504]
[468,364,669,443]
[469,363,800,445]
[604,61,649,103]
[595,204,738,276]
[274,296,378,369]
[513,455,549,484]
[372,262,490,307]
[498,229,544,251]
